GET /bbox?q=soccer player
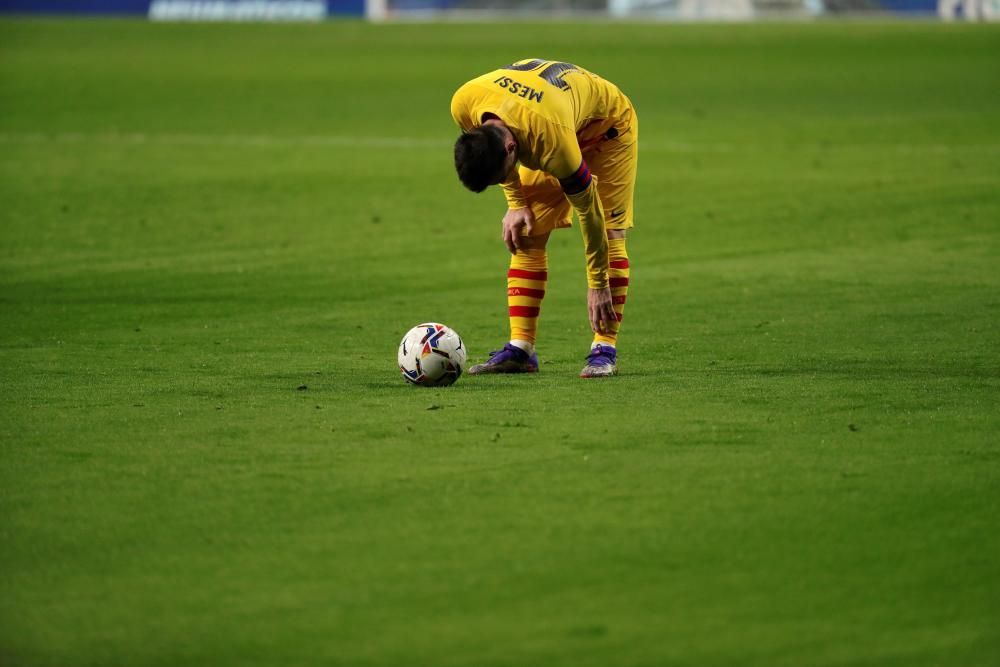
[451,59,638,378]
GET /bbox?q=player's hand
[501,207,535,255]
[588,286,617,334]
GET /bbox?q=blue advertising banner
[0,0,149,12]
[877,0,936,11]
[0,0,365,16]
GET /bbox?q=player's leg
[591,229,630,347]
[469,168,571,375]
[580,127,638,378]
[507,231,550,355]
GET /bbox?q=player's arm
[545,133,617,333]
[451,93,535,251]
[498,170,535,254]
[499,170,529,210]
[488,113,531,253]
[548,139,609,290]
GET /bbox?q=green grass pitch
[1,18,999,666]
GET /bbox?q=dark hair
[454,125,508,193]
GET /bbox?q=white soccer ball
[397,323,467,387]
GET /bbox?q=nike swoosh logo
[610,209,626,218]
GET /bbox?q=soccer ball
[397,323,467,387]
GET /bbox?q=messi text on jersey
[492,77,544,103]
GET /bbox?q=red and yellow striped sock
[593,237,629,348]
[507,248,548,348]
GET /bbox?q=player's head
[454,124,516,192]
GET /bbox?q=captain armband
[559,160,592,195]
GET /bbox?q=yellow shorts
[518,121,638,236]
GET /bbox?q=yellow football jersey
[450,58,635,183]
[451,59,635,290]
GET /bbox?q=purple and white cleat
[468,343,539,375]
[580,344,617,378]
